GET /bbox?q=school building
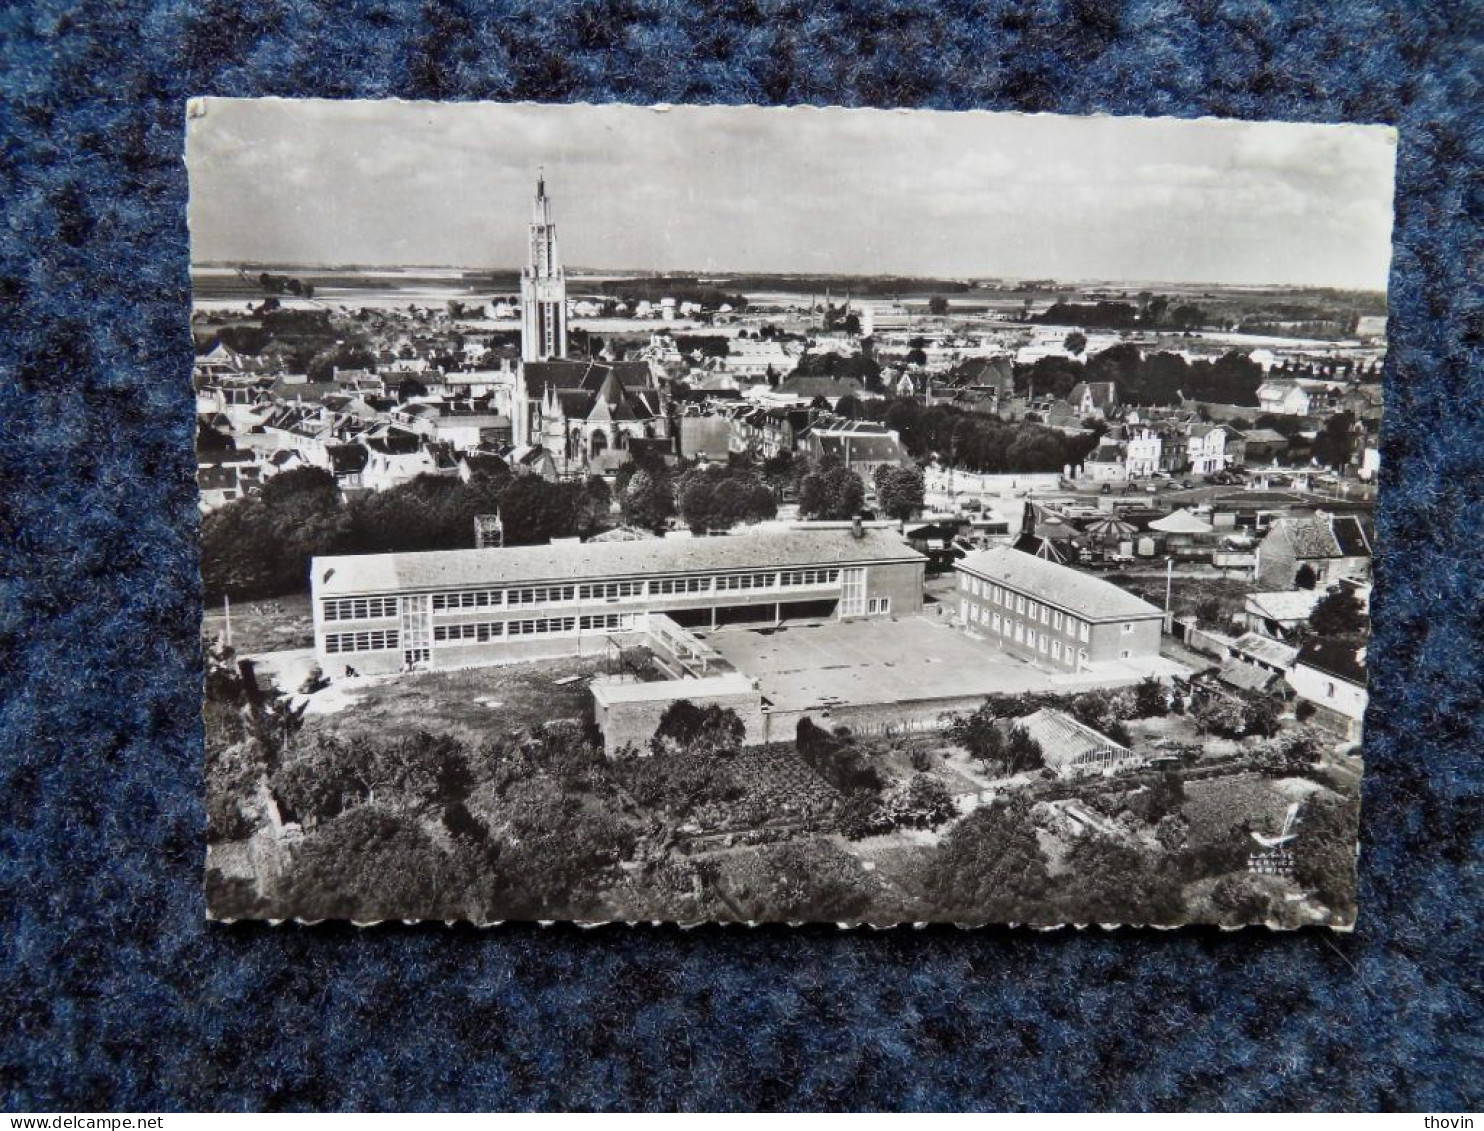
[310,527,926,675]
[954,546,1164,672]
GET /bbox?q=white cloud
[186,100,1396,288]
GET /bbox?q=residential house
[1242,428,1291,465]
[1082,440,1130,484]
[1185,423,1243,475]
[324,443,369,491]
[1125,426,1164,478]
[1255,512,1373,588]
[730,406,809,460]
[1257,378,1311,416]
[1286,638,1367,742]
[197,449,262,511]
[1067,381,1119,420]
[805,426,910,485]
[772,374,866,407]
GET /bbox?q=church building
[510,174,671,474]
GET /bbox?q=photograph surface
[190,100,1393,927]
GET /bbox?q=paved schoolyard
[700,616,1189,714]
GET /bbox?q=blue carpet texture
[1,0,1481,1112]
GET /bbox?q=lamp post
[1164,555,1174,634]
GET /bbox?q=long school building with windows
[954,546,1164,672]
[311,528,926,675]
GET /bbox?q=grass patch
[203,593,315,655]
[301,655,608,745]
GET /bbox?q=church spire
[520,170,567,363]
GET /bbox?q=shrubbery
[795,719,884,793]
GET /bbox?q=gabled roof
[1228,631,1299,669]
[1332,515,1373,557]
[459,452,509,477]
[809,432,907,463]
[958,545,1162,621]
[1068,381,1118,409]
[314,528,926,597]
[1295,638,1367,686]
[1014,708,1131,771]
[1267,514,1372,560]
[1245,589,1323,623]
[522,360,651,400]
[1218,660,1283,694]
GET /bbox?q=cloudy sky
[186,99,1397,289]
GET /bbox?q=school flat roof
[312,528,925,597]
[703,616,1189,713]
[956,546,1163,623]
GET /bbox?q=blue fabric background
[1,0,1480,1111]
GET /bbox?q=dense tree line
[1035,296,1211,331]
[869,397,1098,473]
[1018,344,1265,407]
[201,467,611,599]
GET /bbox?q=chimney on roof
[852,515,864,540]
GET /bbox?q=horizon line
[189,262,1388,295]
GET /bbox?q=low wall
[924,469,1064,495]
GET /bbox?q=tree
[873,466,925,522]
[948,706,1006,767]
[1194,694,1250,738]
[1294,794,1360,917]
[1242,697,1282,738]
[927,802,1051,919]
[1294,563,1319,590]
[1134,676,1169,718]
[1064,331,1088,356]
[1003,727,1046,775]
[495,476,579,545]
[1312,411,1358,469]
[620,468,675,531]
[1056,833,1183,924]
[1308,586,1367,637]
[273,806,474,921]
[677,465,776,534]
[650,700,746,756]
[797,464,865,520]
[201,499,280,599]
[927,296,949,316]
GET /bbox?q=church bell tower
[520,170,568,363]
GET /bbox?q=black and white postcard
[190,100,1393,927]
